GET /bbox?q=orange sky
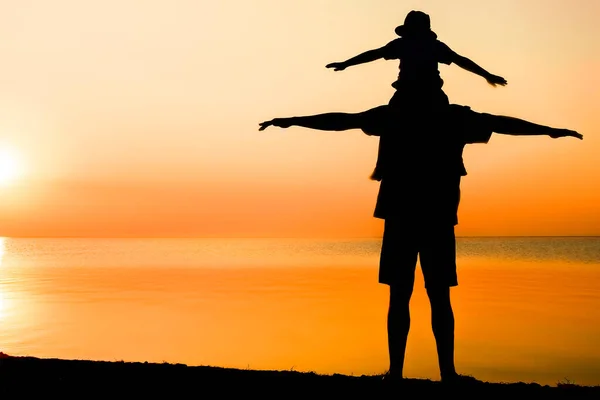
[0,0,597,238]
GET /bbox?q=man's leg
[426,286,456,380]
[427,285,480,384]
[379,218,417,378]
[419,225,460,381]
[388,281,414,377]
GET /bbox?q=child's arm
[451,53,507,87]
[326,46,388,71]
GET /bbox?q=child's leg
[371,90,411,181]
[370,138,384,181]
[437,90,450,107]
[371,100,397,181]
[388,90,406,109]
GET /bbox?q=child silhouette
[326,10,507,180]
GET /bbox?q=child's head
[395,10,437,39]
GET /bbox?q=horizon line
[0,235,599,239]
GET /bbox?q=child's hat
[395,10,437,39]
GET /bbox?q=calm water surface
[0,237,599,385]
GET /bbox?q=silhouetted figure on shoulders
[259,103,582,384]
[326,10,507,181]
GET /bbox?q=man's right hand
[325,62,346,71]
[258,118,293,131]
[486,74,508,87]
[550,129,583,140]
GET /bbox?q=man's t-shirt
[359,104,493,225]
[381,38,457,91]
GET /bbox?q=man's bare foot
[381,370,405,387]
[441,373,482,385]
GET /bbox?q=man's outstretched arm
[325,47,386,71]
[259,112,362,132]
[487,114,583,139]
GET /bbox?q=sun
[0,147,23,186]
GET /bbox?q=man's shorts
[378,218,458,288]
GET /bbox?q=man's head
[395,10,437,39]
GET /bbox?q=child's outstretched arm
[326,46,386,71]
[452,53,507,87]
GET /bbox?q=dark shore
[0,353,598,398]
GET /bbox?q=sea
[0,237,599,386]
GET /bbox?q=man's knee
[390,282,414,306]
[426,285,452,308]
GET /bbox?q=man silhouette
[259,103,582,384]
